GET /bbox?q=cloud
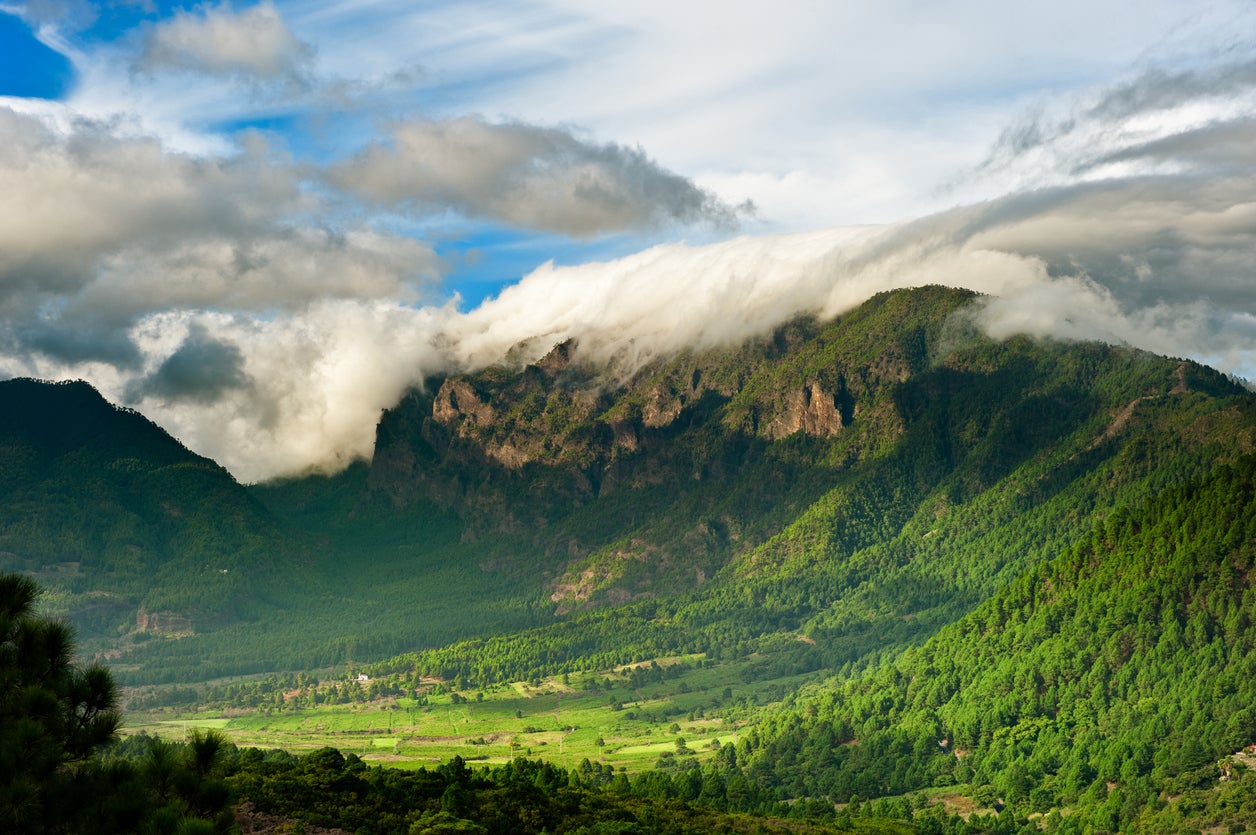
[4,0,97,30]
[433,147,1256,393]
[9,134,1256,480]
[116,302,453,482]
[1083,117,1256,171]
[329,116,749,236]
[0,106,439,369]
[129,322,248,404]
[5,7,1256,483]
[0,102,753,480]
[136,1,313,84]
[1086,56,1256,122]
[978,50,1256,186]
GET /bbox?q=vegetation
[0,571,234,832]
[7,288,1253,690]
[222,747,920,835]
[7,286,1256,830]
[740,451,1256,831]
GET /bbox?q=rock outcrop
[135,608,193,635]
[765,380,848,439]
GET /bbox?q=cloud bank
[2,2,1255,482]
[6,62,1256,481]
[9,149,1254,483]
[0,98,751,480]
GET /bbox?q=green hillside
[0,379,318,649]
[8,286,1256,704]
[10,286,1256,830]
[347,288,1255,694]
[742,451,1256,831]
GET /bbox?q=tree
[0,572,121,832]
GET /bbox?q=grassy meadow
[123,654,815,774]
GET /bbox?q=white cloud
[119,302,452,482]
[363,0,1244,225]
[8,97,1256,480]
[137,1,314,83]
[330,115,747,236]
[3,0,1256,482]
[0,106,439,366]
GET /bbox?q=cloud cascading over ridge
[5,80,1256,480]
[2,0,1254,482]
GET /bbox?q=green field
[124,655,808,774]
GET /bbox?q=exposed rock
[135,607,193,635]
[433,379,494,427]
[766,380,846,439]
[642,384,683,428]
[535,338,576,376]
[610,420,639,452]
[486,441,530,469]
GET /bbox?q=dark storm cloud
[130,326,250,403]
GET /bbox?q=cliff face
[359,288,974,604]
[367,340,613,510]
[135,607,194,636]
[367,336,859,512]
[764,380,849,439]
[367,289,943,513]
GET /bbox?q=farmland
[123,653,817,774]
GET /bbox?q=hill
[741,451,1256,831]
[12,286,1256,829]
[294,286,1256,685]
[0,378,317,655]
[8,285,1256,695]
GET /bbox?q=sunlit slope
[346,286,1256,687]
[367,287,1244,612]
[743,450,1256,830]
[8,285,1255,689]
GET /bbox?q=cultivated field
[124,654,815,774]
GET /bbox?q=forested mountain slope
[320,287,1256,693]
[741,451,1256,832]
[7,285,1256,693]
[329,286,1254,616]
[0,378,318,651]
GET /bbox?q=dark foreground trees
[0,572,120,832]
[0,572,234,833]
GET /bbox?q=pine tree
[0,572,121,832]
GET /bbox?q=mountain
[7,285,1256,693]
[0,378,316,651]
[742,451,1256,831]
[10,285,1256,828]
[261,286,1256,677]
[359,286,1248,616]
[250,284,1256,831]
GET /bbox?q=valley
[6,286,1256,832]
[125,654,776,773]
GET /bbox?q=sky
[1,1,1256,481]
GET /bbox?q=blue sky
[0,14,71,98]
[2,0,1256,479]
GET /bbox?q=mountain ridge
[350,287,1250,618]
[0,376,319,649]
[5,285,1254,693]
